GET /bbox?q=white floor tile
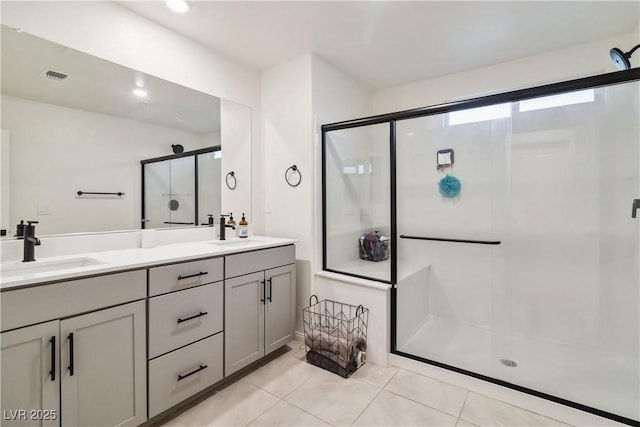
[385,368,468,417]
[242,353,316,398]
[157,350,626,427]
[162,381,278,426]
[248,400,329,426]
[456,419,479,427]
[350,363,399,389]
[353,390,458,426]
[284,367,380,426]
[460,392,563,427]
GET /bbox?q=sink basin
[0,257,104,278]
[208,239,257,247]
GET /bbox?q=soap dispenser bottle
[15,220,25,239]
[227,213,237,237]
[238,213,249,238]
[208,214,214,226]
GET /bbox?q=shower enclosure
[141,146,221,228]
[322,70,640,424]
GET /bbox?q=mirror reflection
[0,25,239,237]
[141,146,222,229]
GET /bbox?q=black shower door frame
[321,68,640,426]
[140,145,221,229]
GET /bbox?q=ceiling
[117,1,640,90]
[1,25,221,134]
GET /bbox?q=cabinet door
[224,271,264,376]
[60,301,146,427]
[1,321,59,427]
[264,264,296,355]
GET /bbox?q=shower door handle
[632,199,640,218]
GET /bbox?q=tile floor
[161,342,574,427]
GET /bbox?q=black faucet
[23,221,41,262]
[219,214,235,241]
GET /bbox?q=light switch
[38,203,52,215]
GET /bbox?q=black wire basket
[302,295,368,378]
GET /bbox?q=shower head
[171,144,184,154]
[610,44,640,71]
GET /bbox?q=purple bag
[359,231,390,262]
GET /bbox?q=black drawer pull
[67,333,74,376]
[267,278,272,302]
[260,280,265,304]
[177,271,208,280]
[177,364,208,381]
[49,336,56,381]
[177,311,208,324]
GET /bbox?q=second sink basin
[208,239,257,247]
[0,257,104,278]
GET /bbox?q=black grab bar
[400,235,501,245]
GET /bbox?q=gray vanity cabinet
[224,245,296,376]
[147,257,224,419]
[0,270,147,427]
[264,264,296,355]
[60,301,146,427]
[224,271,265,374]
[0,321,59,427]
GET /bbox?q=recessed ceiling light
[166,0,189,13]
[133,88,148,98]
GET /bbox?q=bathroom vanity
[0,236,296,426]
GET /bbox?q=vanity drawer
[148,333,223,418]
[149,281,223,358]
[225,245,295,278]
[1,270,146,331]
[149,257,223,296]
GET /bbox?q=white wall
[261,54,372,335]
[262,54,314,334]
[372,33,638,114]
[1,1,264,234]
[221,100,252,226]
[2,95,210,235]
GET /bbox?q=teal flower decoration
[439,174,461,198]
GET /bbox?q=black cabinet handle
[67,333,74,376]
[260,280,265,304]
[177,271,208,280]
[267,278,272,302]
[177,364,208,381]
[49,336,56,381]
[177,311,208,324]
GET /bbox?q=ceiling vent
[41,70,69,82]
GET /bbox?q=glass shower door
[395,107,510,378]
[166,156,196,227]
[494,82,640,422]
[143,156,196,228]
[143,160,171,229]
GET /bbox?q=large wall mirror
[0,25,251,237]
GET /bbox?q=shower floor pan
[399,315,639,421]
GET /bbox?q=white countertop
[1,236,296,290]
